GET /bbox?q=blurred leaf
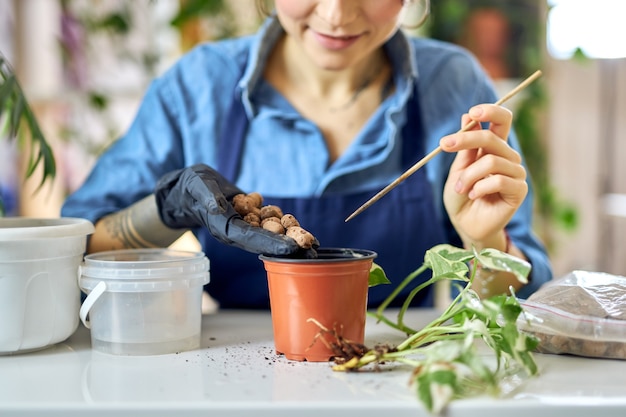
[170,0,227,28]
[416,366,458,414]
[0,74,14,113]
[9,87,24,138]
[0,50,56,191]
[88,91,108,111]
[98,12,131,34]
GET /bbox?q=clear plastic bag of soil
[517,270,626,359]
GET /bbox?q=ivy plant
[317,244,538,414]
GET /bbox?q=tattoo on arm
[102,195,184,248]
[102,210,155,248]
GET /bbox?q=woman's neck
[267,34,390,110]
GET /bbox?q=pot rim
[0,217,94,240]
[259,247,377,264]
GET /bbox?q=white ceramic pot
[0,217,94,354]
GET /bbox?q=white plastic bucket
[0,217,94,355]
[79,249,210,355]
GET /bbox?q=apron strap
[400,87,423,169]
[218,85,248,181]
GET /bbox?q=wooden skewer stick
[345,69,543,223]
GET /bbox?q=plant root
[307,318,396,369]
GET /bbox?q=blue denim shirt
[62,17,552,298]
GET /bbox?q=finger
[228,217,300,255]
[455,155,527,196]
[467,104,512,141]
[189,163,245,200]
[467,174,528,205]
[187,174,229,215]
[441,129,521,162]
[441,114,480,170]
[460,113,481,132]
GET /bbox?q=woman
[62,0,552,308]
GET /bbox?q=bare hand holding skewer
[345,70,542,223]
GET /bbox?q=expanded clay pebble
[243,213,261,227]
[262,220,285,235]
[247,192,263,208]
[259,205,283,220]
[232,194,261,216]
[231,193,317,250]
[280,214,300,229]
[285,226,315,249]
[261,217,281,226]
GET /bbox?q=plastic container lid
[0,217,94,241]
[79,249,210,292]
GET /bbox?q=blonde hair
[256,0,273,17]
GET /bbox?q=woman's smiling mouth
[311,31,362,50]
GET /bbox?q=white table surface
[1,308,626,417]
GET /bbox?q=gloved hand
[155,164,300,256]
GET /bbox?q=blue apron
[199,85,448,309]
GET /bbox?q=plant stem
[375,264,428,318]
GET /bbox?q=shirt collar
[238,17,283,116]
[384,29,419,98]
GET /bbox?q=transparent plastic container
[79,249,210,355]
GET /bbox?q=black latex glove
[155,164,300,256]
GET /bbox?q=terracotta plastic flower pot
[259,248,377,362]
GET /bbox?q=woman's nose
[316,0,359,29]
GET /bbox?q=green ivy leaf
[416,366,458,414]
[500,302,523,323]
[426,245,472,281]
[475,248,531,284]
[368,263,391,287]
[427,244,474,263]
[458,347,497,389]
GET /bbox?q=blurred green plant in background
[0,52,56,215]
